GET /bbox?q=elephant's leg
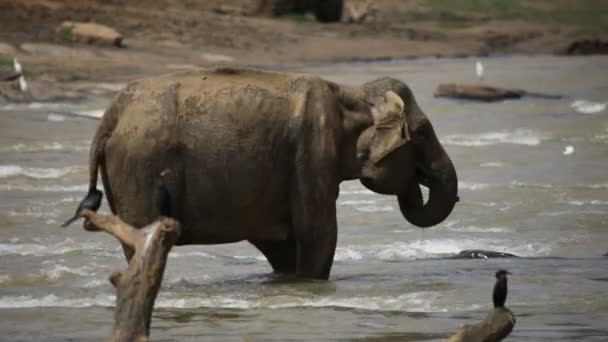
[250,239,297,274]
[290,170,339,279]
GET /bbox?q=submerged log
[81,209,181,342]
[435,83,562,102]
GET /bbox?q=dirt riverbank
[0,0,606,86]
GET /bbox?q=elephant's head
[351,77,458,228]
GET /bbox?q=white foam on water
[334,247,364,261]
[0,238,118,257]
[0,142,89,153]
[42,264,96,280]
[0,165,79,179]
[0,291,496,312]
[355,205,393,213]
[571,100,606,114]
[459,181,491,191]
[47,113,67,122]
[170,251,217,259]
[440,225,510,233]
[540,210,607,217]
[566,199,608,206]
[74,109,104,119]
[334,238,553,261]
[0,294,115,308]
[232,255,266,261]
[338,200,377,206]
[0,102,73,111]
[510,180,553,189]
[578,183,608,189]
[480,161,504,168]
[442,129,547,147]
[8,207,60,219]
[339,188,375,195]
[0,184,88,192]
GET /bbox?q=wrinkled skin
[86,67,458,279]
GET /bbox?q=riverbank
[0,0,606,86]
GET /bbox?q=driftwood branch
[435,83,563,102]
[82,209,181,342]
[446,307,515,342]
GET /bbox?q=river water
[1,56,607,341]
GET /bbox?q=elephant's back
[101,68,303,239]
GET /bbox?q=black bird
[493,269,511,308]
[61,188,103,227]
[154,179,172,218]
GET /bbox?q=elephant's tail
[88,107,117,194]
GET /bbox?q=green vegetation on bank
[391,0,608,30]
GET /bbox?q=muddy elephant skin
[86,67,458,279]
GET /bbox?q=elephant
[81,66,458,280]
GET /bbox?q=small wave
[540,210,607,217]
[0,184,88,192]
[565,199,608,206]
[577,183,608,189]
[355,205,393,213]
[231,255,266,261]
[0,102,73,112]
[0,165,79,179]
[571,100,606,114]
[442,129,546,147]
[0,142,89,153]
[47,113,66,122]
[459,181,491,191]
[509,181,553,189]
[480,162,504,168]
[340,188,375,195]
[0,294,115,308]
[339,200,377,206]
[170,251,217,259]
[339,239,551,261]
[441,225,510,233]
[0,264,97,286]
[0,291,488,312]
[334,247,364,261]
[0,239,119,257]
[8,208,60,219]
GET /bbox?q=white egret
[13,57,27,92]
[563,145,575,156]
[476,59,484,83]
[13,57,22,74]
[18,75,28,92]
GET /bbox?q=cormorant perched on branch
[493,269,510,308]
[446,270,515,342]
[61,188,103,227]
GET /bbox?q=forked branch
[82,209,181,342]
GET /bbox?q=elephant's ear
[369,91,411,163]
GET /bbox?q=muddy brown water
[1,56,607,341]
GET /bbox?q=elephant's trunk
[397,147,458,228]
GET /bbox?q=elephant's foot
[81,209,181,342]
[250,239,297,274]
